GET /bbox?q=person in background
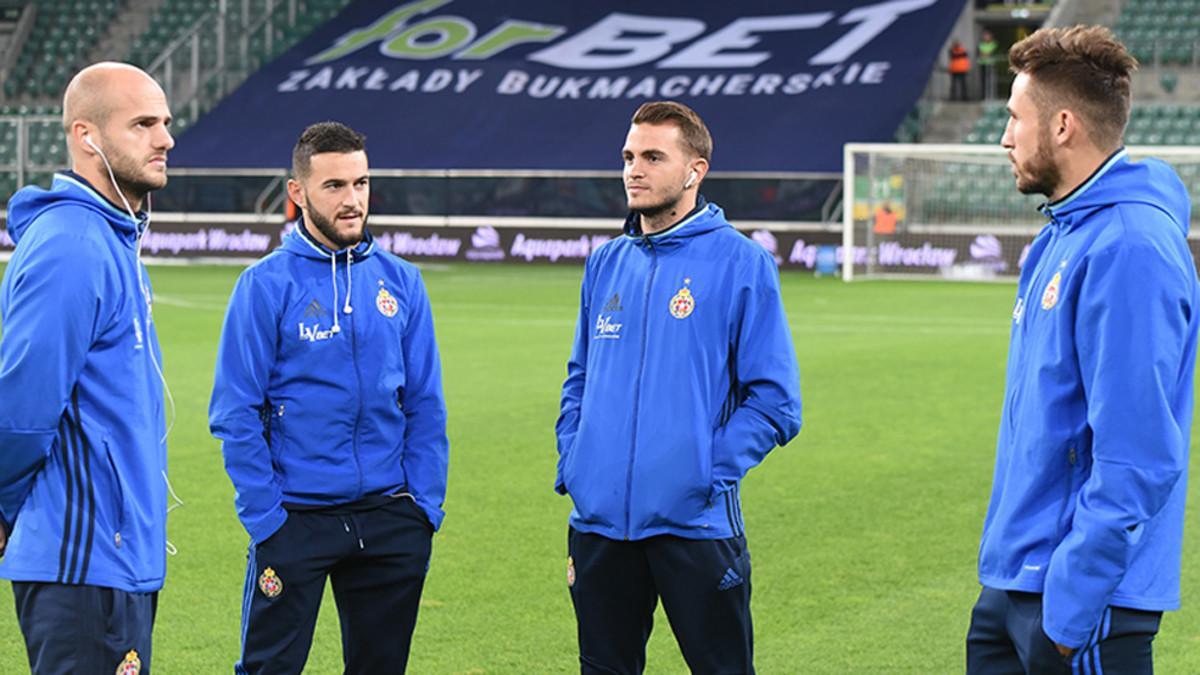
[978,30,999,101]
[950,39,972,101]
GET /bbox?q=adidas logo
[303,299,325,318]
[602,293,623,312]
[718,567,744,591]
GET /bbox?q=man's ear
[286,179,304,210]
[1053,109,1080,147]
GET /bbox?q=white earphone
[82,129,181,540]
[684,170,697,189]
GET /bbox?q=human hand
[1055,642,1075,658]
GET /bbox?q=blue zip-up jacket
[978,150,1199,648]
[0,172,167,592]
[556,199,802,540]
[210,223,448,544]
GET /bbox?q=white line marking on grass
[793,324,1006,336]
[438,316,574,327]
[154,294,228,312]
[792,312,1006,328]
[436,302,578,313]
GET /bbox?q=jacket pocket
[557,436,577,495]
[269,402,286,477]
[392,492,434,532]
[643,432,713,525]
[101,440,128,541]
[1055,444,1087,541]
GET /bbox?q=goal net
[841,143,1200,281]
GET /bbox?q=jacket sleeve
[711,252,802,493]
[554,259,592,494]
[1042,242,1191,647]
[399,271,449,531]
[0,229,106,531]
[209,267,287,544]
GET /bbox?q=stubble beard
[629,186,686,221]
[104,142,166,204]
[1015,128,1062,198]
[307,195,366,250]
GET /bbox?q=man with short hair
[0,62,174,673]
[210,121,448,674]
[968,26,1198,673]
[555,101,802,673]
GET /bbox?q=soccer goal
[840,143,1200,281]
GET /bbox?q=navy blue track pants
[13,581,157,675]
[967,587,1161,675]
[235,495,433,675]
[567,527,754,675]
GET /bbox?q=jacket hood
[6,172,143,246]
[622,196,731,248]
[278,220,377,336]
[1042,149,1191,238]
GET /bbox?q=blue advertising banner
[172,0,965,172]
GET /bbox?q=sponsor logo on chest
[298,322,337,342]
[594,314,623,339]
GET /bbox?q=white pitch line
[153,294,228,312]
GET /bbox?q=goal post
[841,143,1200,281]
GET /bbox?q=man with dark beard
[0,62,173,674]
[210,122,448,674]
[555,101,801,673]
[968,26,1199,674]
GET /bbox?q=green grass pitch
[0,263,1198,673]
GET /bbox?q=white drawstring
[329,250,342,334]
[344,253,354,314]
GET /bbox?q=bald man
[0,62,174,674]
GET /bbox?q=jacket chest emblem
[669,284,695,319]
[376,287,399,318]
[1041,271,1062,310]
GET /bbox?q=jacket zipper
[625,239,657,539]
[345,252,365,497]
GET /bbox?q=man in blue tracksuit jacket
[209,122,448,674]
[968,27,1199,674]
[0,63,174,674]
[556,102,802,674]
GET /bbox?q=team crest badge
[567,556,576,587]
[669,286,695,319]
[116,650,141,675]
[1041,271,1062,310]
[376,288,399,318]
[259,567,283,598]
